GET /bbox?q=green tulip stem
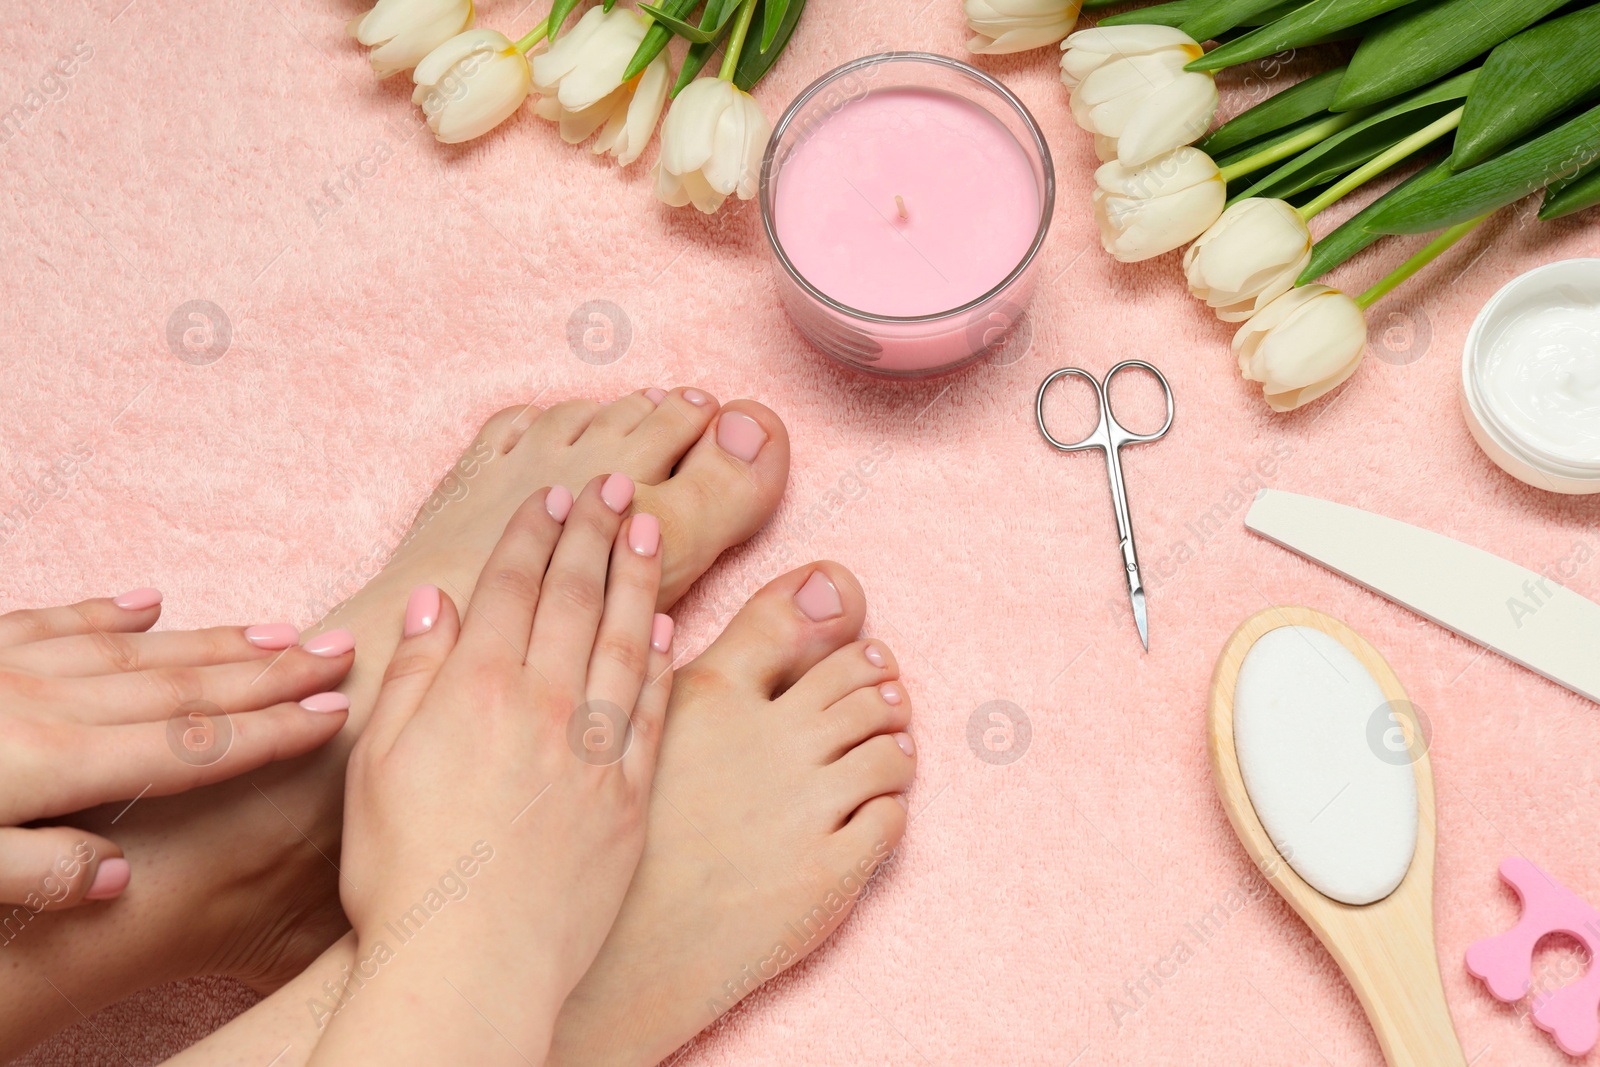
[1297,105,1464,222]
[718,0,760,81]
[514,16,553,53]
[1081,0,1123,9]
[1216,110,1369,183]
[1354,212,1490,310]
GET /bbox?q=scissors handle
[1034,361,1175,452]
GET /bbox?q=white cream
[1481,292,1600,465]
[1233,626,1418,907]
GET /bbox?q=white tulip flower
[1092,147,1225,262]
[1234,284,1367,411]
[412,29,531,144]
[1062,25,1216,167]
[1184,198,1313,321]
[531,7,669,166]
[655,78,770,214]
[965,0,1081,54]
[348,0,474,78]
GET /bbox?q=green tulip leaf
[637,1,737,42]
[734,0,806,91]
[1179,0,1294,41]
[624,0,703,81]
[1197,65,1346,157]
[1099,0,1206,28]
[1230,68,1475,204]
[1369,102,1600,232]
[1298,158,1451,283]
[1540,156,1600,220]
[1452,4,1600,171]
[1334,0,1565,113]
[761,0,791,51]
[672,0,741,96]
[1187,0,1424,72]
[546,0,585,39]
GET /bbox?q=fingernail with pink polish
[644,387,668,405]
[601,473,635,514]
[113,588,162,611]
[304,629,355,657]
[795,571,842,622]
[85,858,130,901]
[864,643,886,668]
[880,683,902,706]
[651,613,674,653]
[629,514,661,557]
[683,388,710,407]
[717,412,767,463]
[546,485,574,523]
[300,692,350,713]
[404,585,440,637]
[894,732,915,757]
[244,623,299,651]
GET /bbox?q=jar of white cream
[1461,258,1600,494]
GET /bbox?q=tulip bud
[348,0,474,78]
[531,6,670,166]
[655,79,770,214]
[1092,147,1225,262]
[965,0,1081,54]
[1184,198,1313,321]
[1234,284,1367,411]
[412,29,531,144]
[1062,25,1216,167]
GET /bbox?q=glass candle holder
[760,52,1055,379]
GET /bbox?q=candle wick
[895,195,907,221]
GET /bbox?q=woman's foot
[548,561,915,1067]
[0,390,789,1061]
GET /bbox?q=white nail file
[1245,490,1600,704]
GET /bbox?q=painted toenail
[880,683,902,706]
[546,485,574,523]
[404,585,440,637]
[683,388,710,406]
[304,629,355,657]
[894,732,915,757]
[644,387,667,405]
[864,643,886,668]
[651,613,675,653]
[113,587,162,610]
[601,472,636,514]
[300,692,351,713]
[795,571,843,622]
[85,858,131,901]
[629,514,661,557]
[244,623,299,650]
[716,412,767,463]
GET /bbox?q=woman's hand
[310,477,673,1066]
[0,588,356,908]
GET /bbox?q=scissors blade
[1130,588,1148,651]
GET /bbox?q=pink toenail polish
[113,587,162,611]
[645,387,668,405]
[651,613,675,653]
[244,623,299,650]
[85,858,131,901]
[629,513,661,557]
[880,683,902,706]
[716,412,767,463]
[546,485,574,523]
[795,571,843,622]
[683,388,710,406]
[304,629,355,657]
[894,732,915,757]
[601,472,635,514]
[864,643,886,668]
[404,585,440,637]
[300,692,350,713]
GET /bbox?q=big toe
[634,400,790,610]
[685,561,866,698]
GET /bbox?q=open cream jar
[1461,259,1600,494]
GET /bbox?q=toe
[518,398,603,448]
[687,562,865,698]
[836,794,909,867]
[590,389,661,436]
[624,387,721,483]
[822,733,916,829]
[812,680,911,762]
[783,639,899,712]
[633,400,790,609]
[477,402,545,455]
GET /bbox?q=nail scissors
[1035,360,1175,651]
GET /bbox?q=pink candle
[761,54,1054,377]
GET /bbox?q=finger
[360,585,462,758]
[623,614,674,788]
[0,623,299,679]
[584,513,663,720]
[530,474,632,692]
[0,826,128,909]
[59,642,355,725]
[0,589,162,649]
[457,488,568,668]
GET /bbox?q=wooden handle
[1335,909,1465,1067]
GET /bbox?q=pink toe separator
[1466,857,1600,1057]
